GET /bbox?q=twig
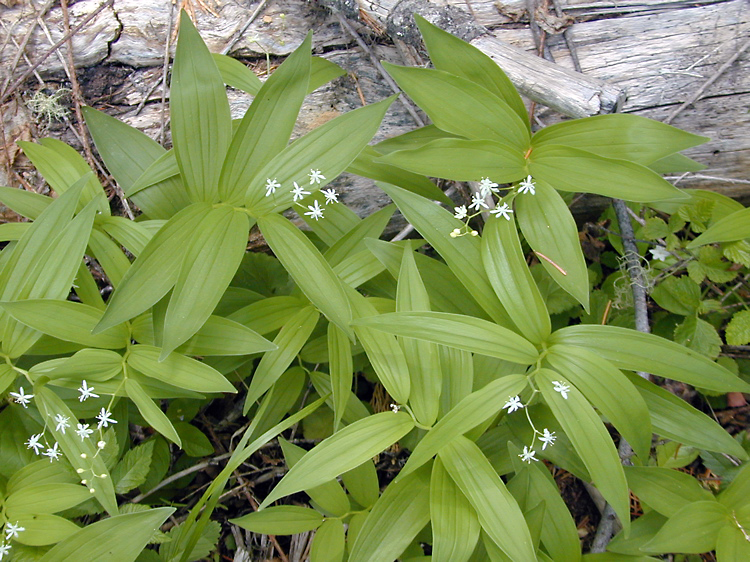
[159,0,177,146]
[551,0,582,72]
[221,0,272,55]
[664,174,750,186]
[0,0,115,105]
[664,37,750,124]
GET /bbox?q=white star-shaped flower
[502,395,524,414]
[552,381,571,399]
[264,178,280,197]
[321,188,338,204]
[539,428,556,450]
[517,175,536,195]
[96,408,117,429]
[649,247,670,261]
[0,544,10,560]
[490,203,514,220]
[25,433,44,455]
[4,522,24,540]
[390,404,400,413]
[303,200,325,221]
[453,205,468,220]
[9,387,33,408]
[308,169,326,184]
[291,181,310,202]
[519,446,539,463]
[54,414,70,434]
[479,177,499,196]
[469,192,489,211]
[78,380,99,402]
[76,423,94,441]
[42,442,61,462]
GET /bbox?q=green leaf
[334,249,386,288]
[439,436,536,561]
[0,186,51,220]
[244,306,318,410]
[212,53,262,95]
[688,245,737,284]
[125,378,181,446]
[688,207,750,248]
[378,182,510,325]
[377,138,526,184]
[650,276,700,316]
[112,440,154,494]
[482,211,550,344]
[327,323,353,432]
[161,206,249,357]
[4,483,92,518]
[171,11,231,202]
[529,145,686,202]
[230,505,323,534]
[348,464,432,562]
[246,368,306,441]
[430,456,481,562]
[439,346,473,416]
[516,178,589,309]
[29,349,122,384]
[673,316,722,359]
[258,213,353,338]
[382,63,530,151]
[352,311,539,365]
[246,96,395,213]
[341,460,380,509]
[39,507,174,562]
[532,114,707,165]
[537,369,630,536]
[718,457,750,509]
[228,295,307,335]
[219,34,311,204]
[174,422,213,457]
[626,372,748,459]
[642,501,729,554]
[310,518,346,562]
[0,299,128,349]
[259,411,414,508]
[398,374,527,479]
[324,204,395,268]
[545,344,652,461]
[607,510,667,557]
[126,149,179,197]
[624,466,714,517]
[177,315,276,356]
[88,227,131,287]
[127,345,236,394]
[415,14,527,124]
[13,513,80,547]
[550,324,750,393]
[95,202,210,332]
[716,523,750,561]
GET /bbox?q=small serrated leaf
[112,440,155,494]
[726,310,750,346]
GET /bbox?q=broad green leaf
[642,501,729,554]
[545,345,651,461]
[719,461,750,509]
[173,422,213,457]
[583,555,662,562]
[537,369,630,536]
[126,149,179,197]
[95,202,210,332]
[259,411,414,508]
[532,114,707,165]
[297,193,361,246]
[341,459,380,509]
[529,145,686,202]
[14,513,80,546]
[309,56,346,91]
[515,178,589,309]
[688,207,750,247]
[258,213,352,338]
[378,138,526,183]
[34,386,118,515]
[716,524,750,561]
[0,185,51,219]
[246,367,306,441]
[649,152,705,174]
[0,363,17,395]
[431,457,481,562]
[398,374,527,479]
[334,249,385,288]
[0,222,29,241]
[161,206,249,357]
[624,466,714,517]
[228,295,307,335]
[439,346,473,416]
[375,124,460,154]
[382,63,530,150]
[246,96,396,213]
[607,510,668,557]
[219,34,311,204]
[482,211,550,344]
[415,14,527,124]
[278,436,350,517]
[308,370,371,425]
[127,345,236,394]
[397,247,441,426]
[99,215,155,257]
[348,464,432,562]
[328,323,353,431]
[550,324,750,393]
[650,276,700,316]
[112,440,154,494]
[244,306,318,410]
[88,227,131,286]
[39,507,174,562]
[352,311,538,364]
[177,315,276,356]
[0,299,128,349]
[74,259,106,310]
[4,483,92,518]
[30,348,123,383]
[171,12,231,202]
[230,505,323,534]
[310,518,346,562]
[324,205,395,268]
[673,315,722,359]
[378,182,510,325]
[440,436,536,561]
[125,378,181,446]
[212,52,262,95]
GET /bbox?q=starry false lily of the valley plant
[1,9,750,562]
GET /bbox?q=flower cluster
[0,521,25,559]
[450,175,536,238]
[264,168,338,221]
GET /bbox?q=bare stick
[221,0,272,55]
[159,0,177,146]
